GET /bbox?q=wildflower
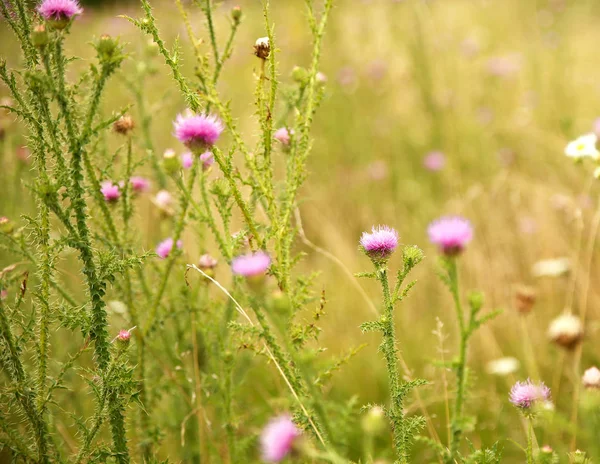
[200,151,214,170]
[582,367,600,389]
[116,330,131,348]
[362,406,386,435]
[360,225,399,262]
[509,379,551,410]
[486,357,520,376]
[532,257,570,277]
[423,151,446,171]
[514,285,536,314]
[231,5,242,23]
[198,254,218,270]
[162,148,180,174]
[260,415,300,462]
[565,134,599,161]
[37,0,82,29]
[0,217,13,234]
[156,237,182,259]
[31,24,49,48]
[181,151,194,169]
[428,216,473,256]
[130,176,150,194]
[100,181,120,202]
[174,113,223,151]
[274,127,292,147]
[316,72,327,84]
[153,190,174,215]
[548,313,583,349]
[113,115,134,135]
[254,36,270,59]
[232,251,271,277]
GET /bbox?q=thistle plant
[357,225,427,463]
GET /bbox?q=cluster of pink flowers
[359,225,399,261]
[260,415,300,462]
[156,237,182,259]
[174,113,223,151]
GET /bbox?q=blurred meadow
[2,0,600,462]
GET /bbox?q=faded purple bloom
[174,113,223,150]
[232,251,271,277]
[360,225,399,261]
[200,151,214,170]
[130,176,150,193]
[274,127,292,146]
[100,181,120,202]
[423,151,446,171]
[428,216,473,255]
[509,379,551,409]
[37,0,82,21]
[181,151,194,169]
[156,237,182,259]
[260,415,300,462]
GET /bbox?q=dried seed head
[254,36,270,60]
[548,313,584,349]
[514,285,536,314]
[113,115,135,135]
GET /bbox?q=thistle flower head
[200,151,215,170]
[181,151,194,169]
[583,367,600,389]
[428,216,473,255]
[565,134,600,161]
[254,36,270,59]
[509,379,551,409]
[198,254,218,270]
[232,251,271,277]
[130,176,150,193]
[100,181,120,202]
[117,330,130,341]
[153,190,174,215]
[548,313,584,349]
[423,151,446,171]
[156,237,182,259]
[260,415,300,462]
[37,0,82,22]
[274,127,292,147]
[113,115,134,135]
[174,113,223,151]
[359,225,399,262]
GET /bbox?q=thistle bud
[254,37,270,60]
[0,217,14,234]
[231,5,242,24]
[291,66,308,84]
[583,366,600,389]
[270,289,290,313]
[548,313,584,349]
[198,254,218,278]
[116,329,131,348]
[514,285,536,314]
[31,24,49,48]
[113,115,134,135]
[361,406,386,435]
[162,148,180,175]
[96,34,120,63]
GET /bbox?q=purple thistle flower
[130,176,150,193]
[428,216,473,255]
[423,151,446,171]
[200,151,215,170]
[260,415,300,462]
[360,225,399,261]
[231,251,271,277]
[156,237,182,259]
[117,330,130,342]
[100,181,120,202]
[274,127,292,147]
[37,0,82,21]
[509,379,551,409]
[181,151,194,169]
[174,113,223,150]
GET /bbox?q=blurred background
[2,0,600,461]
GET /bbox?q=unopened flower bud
[583,366,600,389]
[231,5,242,23]
[254,37,270,60]
[31,24,49,48]
[291,66,308,84]
[548,313,584,349]
[362,406,386,435]
[270,289,290,313]
[117,329,131,347]
[0,217,14,234]
[96,34,120,63]
[162,148,180,175]
[113,115,134,135]
[514,285,536,314]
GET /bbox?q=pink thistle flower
[428,216,473,255]
[181,151,194,169]
[509,379,551,409]
[153,190,174,215]
[100,181,120,202]
[360,225,399,261]
[130,176,150,193]
[174,113,223,150]
[231,251,271,277]
[198,254,218,270]
[274,127,292,147]
[37,0,82,22]
[260,415,300,462]
[156,237,183,259]
[0,289,7,300]
[423,151,446,171]
[117,330,130,342]
[200,151,215,170]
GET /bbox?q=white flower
[565,134,600,161]
[486,357,520,376]
[532,257,570,278]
